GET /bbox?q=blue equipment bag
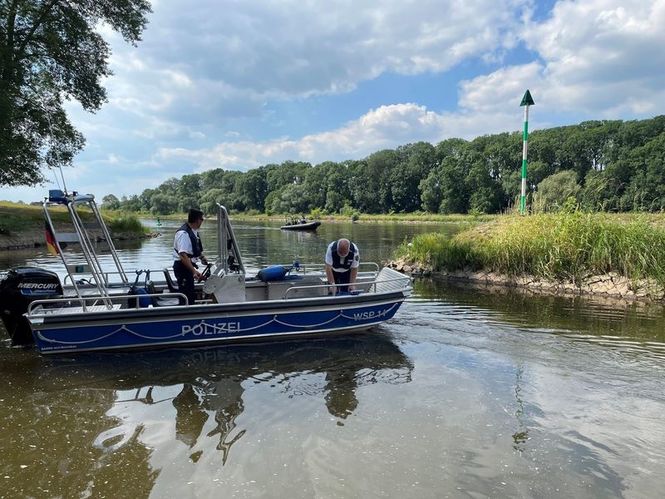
[256,265,289,282]
[129,270,152,307]
[130,287,152,307]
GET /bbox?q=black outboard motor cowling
[0,267,63,345]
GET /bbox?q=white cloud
[98,0,529,126]
[447,0,665,123]
[458,62,544,113]
[521,0,665,115]
[155,102,520,172]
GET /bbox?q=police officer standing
[173,209,208,305]
[324,238,360,295]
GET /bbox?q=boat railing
[261,261,381,275]
[27,292,190,316]
[282,274,412,300]
[62,268,177,286]
[42,191,130,308]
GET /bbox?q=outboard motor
[0,267,63,345]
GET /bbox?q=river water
[1,220,664,498]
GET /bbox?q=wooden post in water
[519,90,535,215]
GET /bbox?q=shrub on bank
[399,212,665,285]
[106,214,147,234]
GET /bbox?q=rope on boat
[35,302,401,346]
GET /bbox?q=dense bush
[107,214,147,234]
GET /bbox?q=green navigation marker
[519,89,535,215]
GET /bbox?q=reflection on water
[0,335,411,497]
[411,278,665,376]
[2,221,665,497]
[415,278,665,342]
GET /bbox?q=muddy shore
[388,258,665,303]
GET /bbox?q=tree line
[102,115,665,215]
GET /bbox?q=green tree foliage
[101,193,120,210]
[420,152,471,214]
[0,0,151,186]
[533,170,580,213]
[199,188,225,214]
[351,150,397,213]
[107,115,665,216]
[618,134,665,211]
[177,173,202,211]
[266,183,309,214]
[266,161,311,193]
[149,193,176,215]
[240,167,268,211]
[324,161,352,213]
[301,162,332,210]
[390,142,437,212]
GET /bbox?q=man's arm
[325,264,335,294]
[349,244,360,290]
[179,252,202,280]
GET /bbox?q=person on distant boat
[173,209,208,305]
[325,238,359,295]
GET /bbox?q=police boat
[0,190,412,354]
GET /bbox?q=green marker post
[519,89,535,215]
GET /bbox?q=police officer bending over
[324,238,360,295]
[173,209,208,305]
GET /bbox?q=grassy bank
[0,202,147,249]
[398,212,665,285]
[0,201,73,235]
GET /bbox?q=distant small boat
[280,220,321,231]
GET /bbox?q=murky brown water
[1,220,664,498]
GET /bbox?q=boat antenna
[43,101,68,195]
[57,161,69,196]
[51,167,62,191]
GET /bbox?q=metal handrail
[89,198,128,284]
[27,292,190,316]
[42,193,129,311]
[260,261,381,275]
[63,268,178,286]
[282,275,412,299]
[43,203,85,303]
[67,200,111,299]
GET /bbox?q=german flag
[45,221,59,255]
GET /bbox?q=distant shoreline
[0,202,150,252]
[0,230,155,252]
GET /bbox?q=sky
[4,0,665,203]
